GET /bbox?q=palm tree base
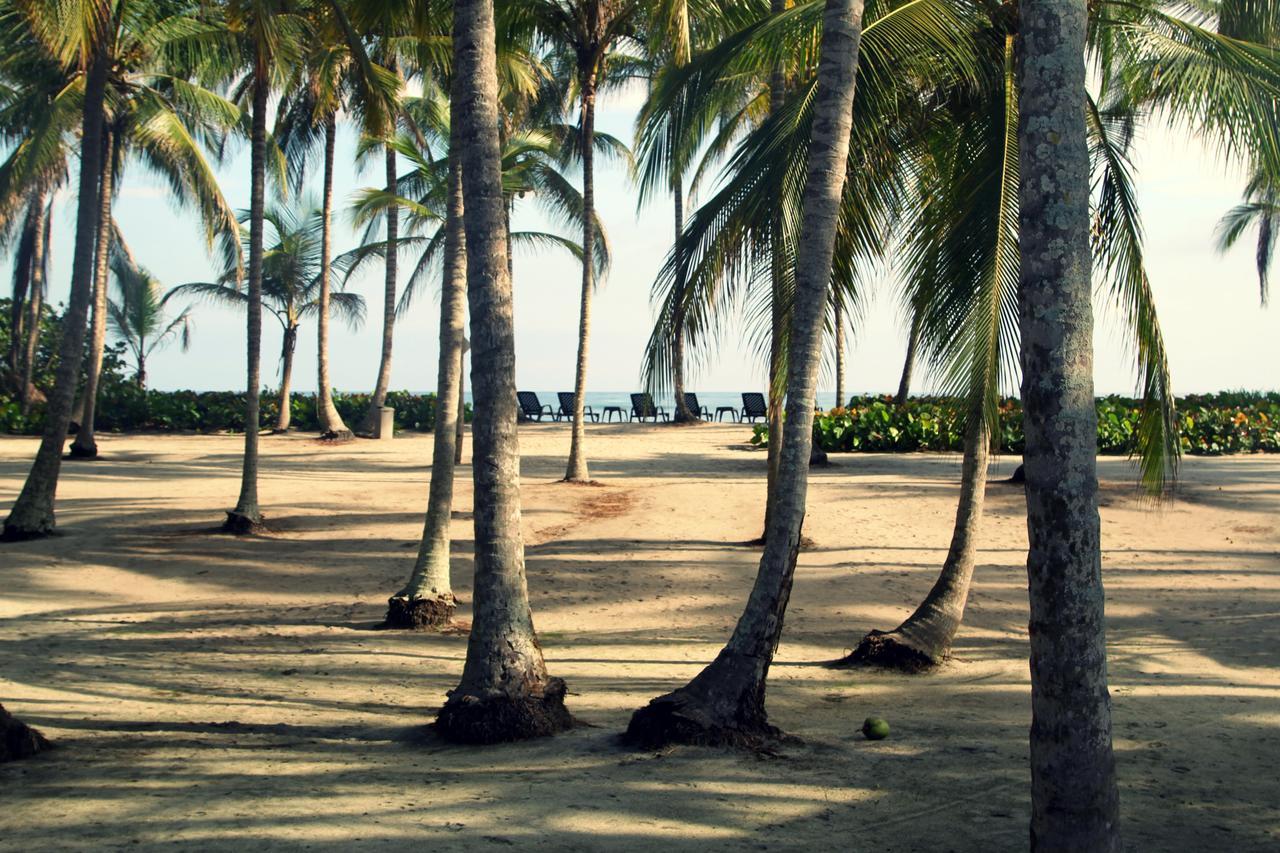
[832,629,940,673]
[1,704,50,762]
[434,677,573,744]
[319,429,354,443]
[66,442,99,460]
[222,511,265,535]
[384,594,456,630]
[624,686,780,750]
[1,511,55,542]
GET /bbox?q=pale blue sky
[12,90,1279,399]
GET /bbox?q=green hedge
[0,387,471,436]
[749,393,1280,456]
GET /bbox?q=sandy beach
[0,423,1277,851]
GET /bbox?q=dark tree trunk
[0,703,49,763]
[454,341,466,465]
[672,176,696,423]
[20,213,46,416]
[6,201,35,382]
[385,131,466,631]
[839,414,990,671]
[224,60,270,534]
[360,142,400,435]
[3,39,111,540]
[435,0,571,743]
[565,63,598,482]
[275,324,297,432]
[1018,2,1122,848]
[70,128,117,460]
[625,0,865,749]
[315,115,352,440]
[895,308,920,405]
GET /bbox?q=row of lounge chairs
[517,391,771,424]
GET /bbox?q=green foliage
[0,386,471,436]
[748,394,1280,457]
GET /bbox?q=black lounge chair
[517,391,553,421]
[740,392,768,423]
[557,391,599,422]
[630,392,669,422]
[683,393,712,419]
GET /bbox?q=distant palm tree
[106,251,195,389]
[1216,169,1278,307]
[176,203,365,432]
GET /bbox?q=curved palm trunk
[454,341,466,465]
[1018,2,1121,847]
[385,144,466,630]
[315,116,352,440]
[70,129,117,460]
[2,44,110,541]
[895,309,920,405]
[359,144,400,435]
[0,703,49,763]
[436,0,571,743]
[275,324,298,432]
[672,177,696,423]
[841,414,990,670]
[6,200,37,383]
[224,64,270,534]
[625,0,864,748]
[564,70,598,482]
[834,298,845,408]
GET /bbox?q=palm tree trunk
[385,141,466,630]
[70,128,117,460]
[275,325,297,432]
[435,0,571,743]
[841,413,989,670]
[455,341,466,465]
[224,60,270,534]
[564,67,598,482]
[359,143,400,435]
[1017,2,1121,848]
[0,703,49,763]
[895,308,920,405]
[625,0,865,748]
[2,41,111,541]
[316,115,352,440]
[834,297,845,409]
[672,176,696,423]
[6,203,34,383]
[20,208,47,416]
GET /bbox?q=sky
[10,87,1279,400]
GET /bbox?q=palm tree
[1216,169,1278,306]
[106,248,195,388]
[216,0,309,533]
[1,0,112,541]
[434,0,572,744]
[177,203,366,432]
[1017,1,1120,846]
[625,0,866,748]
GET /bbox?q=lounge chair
[740,392,768,423]
[517,391,553,422]
[682,393,712,419]
[630,392,669,422]
[557,391,599,423]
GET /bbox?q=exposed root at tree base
[66,444,99,460]
[560,478,604,487]
[383,595,456,630]
[319,430,354,443]
[222,511,266,535]
[0,523,54,543]
[740,535,816,550]
[1006,463,1025,484]
[0,704,51,763]
[623,692,781,751]
[810,448,829,466]
[830,630,939,674]
[435,677,573,744]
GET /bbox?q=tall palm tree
[178,203,366,432]
[216,0,309,533]
[625,0,866,748]
[1017,1,1120,846]
[1,0,112,541]
[434,0,572,744]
